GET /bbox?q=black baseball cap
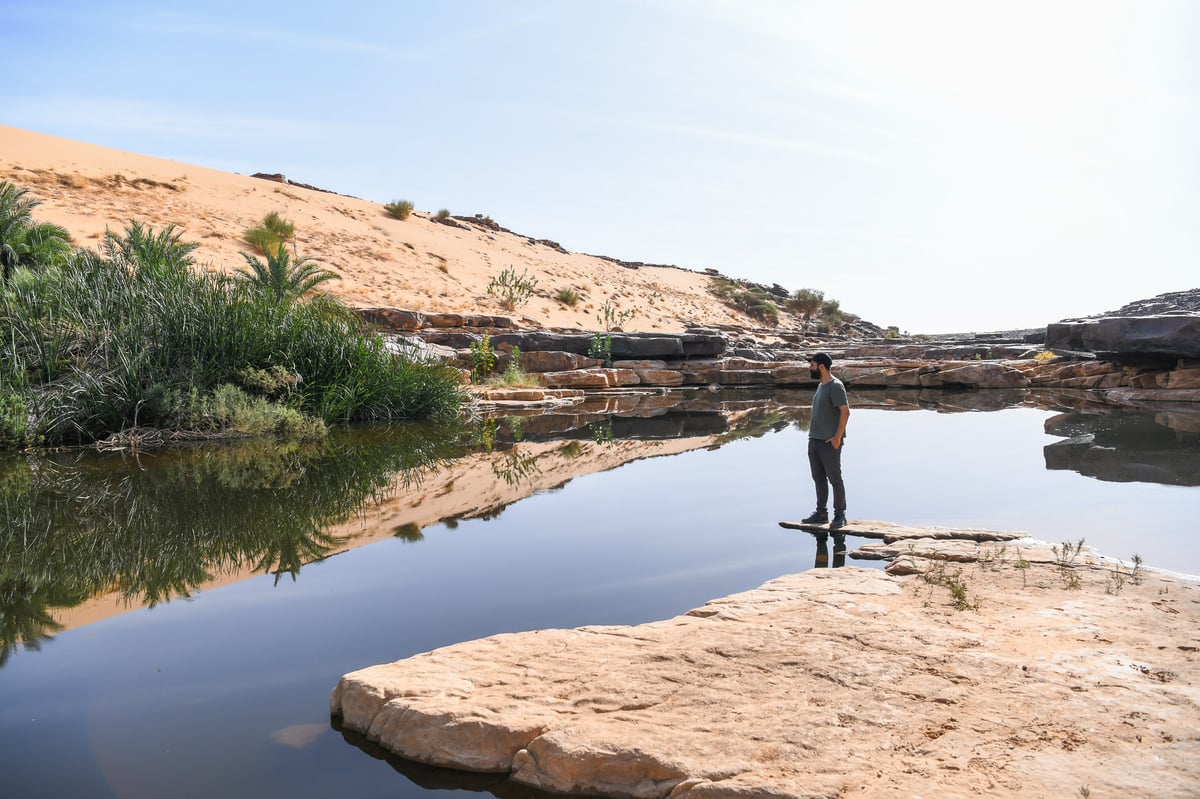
[807,352,833,368]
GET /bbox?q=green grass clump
[556,286,580,306]
[243,211,295,256]
[384,200,414,220]
[0,219,465,448]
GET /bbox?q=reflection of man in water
[802,352,850,551]
[813,535,846,569]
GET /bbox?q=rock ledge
[331,522,1200,798]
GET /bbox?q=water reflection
[812,534,847,569]
[1043,409,1200,486]
[0,420,472,666]
[3,388,1197,670]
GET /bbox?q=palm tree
[236,243,339,304]
[0,181,73,282]
[103,220,198,276]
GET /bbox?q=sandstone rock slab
[331,531,1200,798]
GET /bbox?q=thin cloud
[554,110,898,171]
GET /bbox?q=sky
[3,0,1197,333]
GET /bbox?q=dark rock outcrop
[1046,315,1200,363]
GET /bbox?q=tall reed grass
[0,244,465,447]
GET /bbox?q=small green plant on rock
[1106,554,1144,595]
[588,332,613,367]
[487,266,538,310]
[920,556,979,611]
[493,346,539,388]
[469,333,496,381]
[1053,538,1086,590]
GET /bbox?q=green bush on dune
[0,181,465,448]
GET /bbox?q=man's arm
[830,404,850,449]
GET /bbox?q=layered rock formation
[1045,288,1200,363]
[368,308,1199,402]
[331,522,1200,798]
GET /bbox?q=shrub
[487,266,538,310]
[469,333,496,380]
[384,200,413,220]
[436,209,451,220]
[709,277,779,326]
[243,211,295,256]
[588,332,613,367]
[556,287,580,306]
[596,300,634,331]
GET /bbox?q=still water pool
[1,389,1196,798]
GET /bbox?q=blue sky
[3,0,1197,333]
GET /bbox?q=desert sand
[1,124,788,334]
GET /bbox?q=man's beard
[810,369,820,379]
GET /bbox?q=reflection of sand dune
[49,434,718,635]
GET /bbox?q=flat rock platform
[331,522,1199,798]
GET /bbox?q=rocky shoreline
[358,307,1200,407]
[331,522,1200,799]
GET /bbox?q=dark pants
[807,438,846,514]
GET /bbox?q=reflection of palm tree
[0,579,66,667]
[254,527,343,586]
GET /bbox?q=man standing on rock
[802,352,850,550]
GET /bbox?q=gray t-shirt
[809,377,848,441]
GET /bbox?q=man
[802,352,850,550]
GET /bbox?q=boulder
[357,308,426,331]
[1045,315,1200,361]
[631,369,684,387]
[917,362,1031,389]
[539,370,613,389]
[609,336,685,360]
[492,332,594,355]
[521,351,603,373]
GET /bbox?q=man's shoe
[829,513,847,530]
[832,533,847,554]
[801,509,829,524]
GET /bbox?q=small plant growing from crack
[1106,553,1144,595]
[1053,537,1086,590]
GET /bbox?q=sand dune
[1,124,798,334]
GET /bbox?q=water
[0,389,1196,798]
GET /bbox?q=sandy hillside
[1,124,804,334]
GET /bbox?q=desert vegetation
[0,181,465,449]
[486,266,538,310]
[785,287,843,332]
[708,276,780,326]
[383,199,414,220]
[243,211,295,256]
